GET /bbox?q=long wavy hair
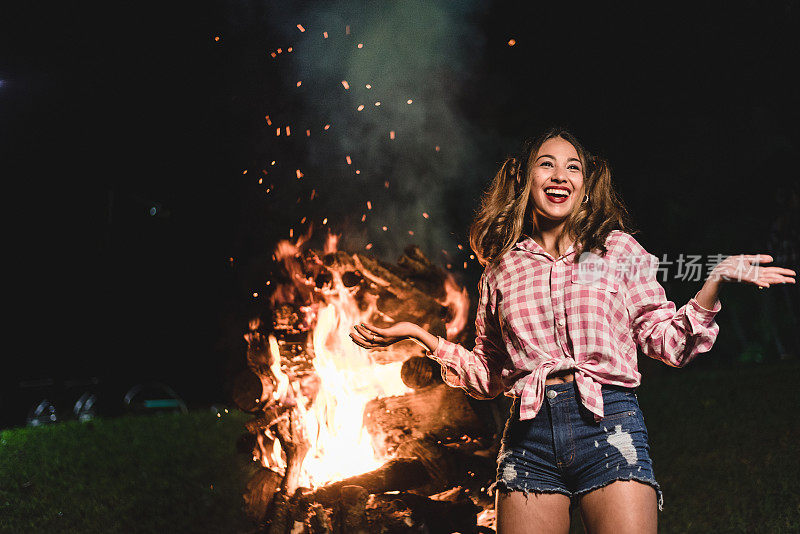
[469,127,637,266]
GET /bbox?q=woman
[350,128,795,533]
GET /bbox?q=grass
[0,410,254,534]
[1,361,798,533]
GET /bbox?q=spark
[346,156,352,165]
[310,189,316,200]
[435,146,440,152]
[253,292,259,298]
[365,84,372,89]
[285,126,291,136]
[300,217,307,223]
[422,212,429,219]
[323,124,331,130]
[408,230,414,236]
[271,160,276,165]
[296,81,302,87]
[407,99,413,104]
[276,128,281,136]
[341,80,350,90]
[384,180,390,188]
[389,131,395,140]
[355,169,360,174]
[242,170,248,175]
[258,178,263,184]
[345,25,350,35]
[323,31,328,39]
[366,201,372,210]
[381,226,388,231]
[306,129,310,137]
[357,104,364,111]
[287,47,293,53]
[297,24,306,32]
[296,169,303,179]
[289,228,294,238]
[357,43,363,49]
[322,218,328,225]
[265,115,272,125]
[374,101,381,106]
[463,262,468,269]
[361,214,366,222]
[270,52,277,58]
[365,243,373,250]
[508,39,516,46]
[214,36,220,42]
[277,48,282,54]
[457,244,463,250]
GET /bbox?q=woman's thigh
[496,490,571,534]
[579,479,657,534]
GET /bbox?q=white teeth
[544,188,570,196]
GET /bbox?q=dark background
[2,1,798,428]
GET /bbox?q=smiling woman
[350,127,796,534]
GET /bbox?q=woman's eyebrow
[535,154,582,164]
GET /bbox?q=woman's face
[528,137,585,222]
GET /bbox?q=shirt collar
[513,235,576,261]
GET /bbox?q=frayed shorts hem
[490,476,664,512]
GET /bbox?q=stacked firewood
[232,245,507,533]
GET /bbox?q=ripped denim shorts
[494,381,664,511]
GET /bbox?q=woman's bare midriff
[545,370,575,385]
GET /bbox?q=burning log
[369,491,482,534]
[400,356,442,389]
[363,383,488,457]
[305,458,431,506]
[243,467,283,523]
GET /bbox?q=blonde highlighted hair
[469,128,636,265]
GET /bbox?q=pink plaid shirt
[429,230,721,421]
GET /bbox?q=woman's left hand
[711,254,796,289]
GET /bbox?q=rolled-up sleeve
[427,271,508,399]
[623,237,721,367]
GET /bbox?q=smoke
[247,0,492,262]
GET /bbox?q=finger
[349,333,379,349]
[759,267,796,276]
[741,254,773,264]
[357,323,387,336]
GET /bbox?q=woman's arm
[625,239,795,367]
[350,272,508,399]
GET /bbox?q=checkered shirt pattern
[429,230,721,421]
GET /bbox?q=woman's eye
[569,165,581,171]
[540,161,553,167]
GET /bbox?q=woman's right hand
[349,322,420,350]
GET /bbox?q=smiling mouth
[543,187,571,202]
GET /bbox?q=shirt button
[546,390,558,399]
[557,319,565,327]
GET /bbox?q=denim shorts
[494,381,663,511]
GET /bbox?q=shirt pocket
[571,268,620,293]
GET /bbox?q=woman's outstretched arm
[624,237,796,367]
[350,272,508,399]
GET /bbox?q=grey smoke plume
[253,0,493,262]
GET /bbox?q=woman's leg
[578,480,657,534]
[496,490,572,534]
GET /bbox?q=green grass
[0,411,254,533]
[2,362,799,533]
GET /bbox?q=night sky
[3,1,798,424]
